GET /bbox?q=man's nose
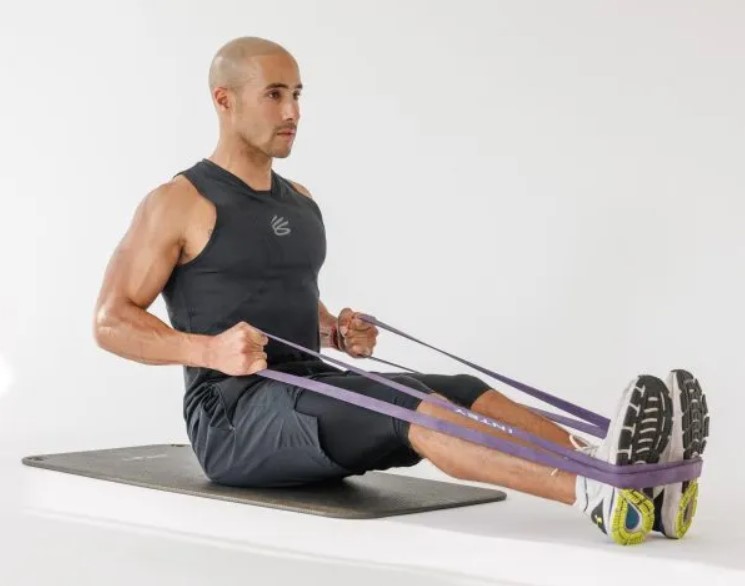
[282,99,300,122]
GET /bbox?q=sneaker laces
[552,435,597,476]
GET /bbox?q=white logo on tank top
[271,215,291,236]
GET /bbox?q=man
[92,36,708,545]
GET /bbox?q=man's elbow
[92,303,120,349]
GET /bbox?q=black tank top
[162,158,329,421]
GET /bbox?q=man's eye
[268,91,280,99]
[294,93,302,100]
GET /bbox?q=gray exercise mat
[22,444,506,519]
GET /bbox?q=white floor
[2,438,742,586]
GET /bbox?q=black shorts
[187,360,491,488]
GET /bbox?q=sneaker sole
[614,375,673,467]
[659,369,710,539]
[610,489,656,546]
[605,375,672,545]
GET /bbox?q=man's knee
[452,373,489,391]
[455,374,493,406]
[408,393,474,479]
[416,392,451,412]
[408,392,452,444]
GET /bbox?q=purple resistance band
[362,315,612,432]
[365,342,605,438]
[252,314,703,490]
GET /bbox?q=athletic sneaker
[651,369,710,539]
[574,375,673,545]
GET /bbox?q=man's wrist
[184,333,213,368]
[319,302,342,350]
[320,321,344,351]
[329,324,344,352]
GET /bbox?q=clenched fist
[336,307,378,358]
[206,321,268,376]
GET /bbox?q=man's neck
[209,140,273,191]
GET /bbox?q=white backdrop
[1,0,742,507]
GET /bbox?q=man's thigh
[401,372,492,408]
[294,371,439,474]
[197,370,492,487]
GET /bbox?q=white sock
[570,435,597,512]
[574,475,591,512]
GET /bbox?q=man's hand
[205,322,268,375]
[336,308,378,358]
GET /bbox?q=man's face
[228,52,302,159]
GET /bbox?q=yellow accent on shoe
[671,480,699,539]
[610,489,655,546]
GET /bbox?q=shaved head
[208,36,303,160]
[208,36,293,91]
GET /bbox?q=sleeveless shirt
[162,159,328,421]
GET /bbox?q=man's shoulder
[286,178,313,199]
[149,175,201,204]
[138,175,202,223]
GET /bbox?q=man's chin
[270,148,293,159]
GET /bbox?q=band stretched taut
[253,314,703,490]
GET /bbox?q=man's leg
[298,369,671,544]
[407,374,673,545]
[408,391,578,504]
[471,388,580,449]
[401,372,580,451]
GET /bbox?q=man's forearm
[94,301,211,367]
[318,300,340,349]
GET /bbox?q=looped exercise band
[251,314,703,490]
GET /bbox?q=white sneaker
[651,369,710,539]
[575,375,672,545]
